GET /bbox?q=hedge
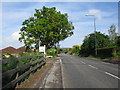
[97,46,117,58]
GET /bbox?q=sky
[0,1,119,49]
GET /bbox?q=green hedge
[97,47,117,58]
[46,48,57,57]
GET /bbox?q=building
[0,46,26,55]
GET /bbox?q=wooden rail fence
[1,54,46,89]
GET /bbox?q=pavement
[59,54,119,88]
[37,59,63,89]
[44,59,63,88]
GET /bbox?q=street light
[85,14,97,56]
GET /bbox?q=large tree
[80,32,110,56]
[19,6,74,50]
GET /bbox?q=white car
[46,55,53,58]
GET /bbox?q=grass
[0,55,2,60]
[88,55,112,60]
[46,56,57,61]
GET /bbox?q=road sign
[39,45,46,54]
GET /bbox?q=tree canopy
[80,32,110,56]
[108,24,117,40]
[19,6,74,50]
[71,45,81,55]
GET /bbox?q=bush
[97,46,119,59]
[2,52,41,72]
[46,48,57,57]
[64,49,69,54]
[2,61,17,72]
[97,47,113,58]
[117,51,120,57]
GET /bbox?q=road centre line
[88,65,98,69]
[87,64,119,80]
[81,61,86,64]
[105,72,120,80]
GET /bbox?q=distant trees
[71,45,81,55]
[115,36,120,57]
[79,24,120,57]
[80,32,110,56]
[115,36,120,46]
[19,6,74,50]
[108,24,118,47]
[108,24,117,40]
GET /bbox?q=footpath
[16,57,63,89]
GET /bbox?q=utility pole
[85,14,97,56]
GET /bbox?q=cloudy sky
[1,1,118,49]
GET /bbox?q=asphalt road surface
[59,54,119,88]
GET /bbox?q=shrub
[117,51,120,57]
[46,48,57,57]
[64,49,69,54]
[97,46,118,58]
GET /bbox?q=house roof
[16,46,26,54]
[0,46,26,54]
[0,46,16,54]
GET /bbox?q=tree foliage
[115,36,120,46]
[71,45,80,55]
[80,32,110,56]
[19,6,74,50]
[108,24,117,40]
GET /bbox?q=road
[59,54,119,88]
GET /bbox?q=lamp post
[85,14,97,56]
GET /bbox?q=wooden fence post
[30,58,32,70]
[37,56,39,71]
[113,48,117,57]
[15,71,19,87]
[15,60,19,87]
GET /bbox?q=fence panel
[2,54,46,89]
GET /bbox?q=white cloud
[2,28,24,49]
[1,32,24,49]
[3,30,21,44]
[88,9,102,20]
[10,31,21,42]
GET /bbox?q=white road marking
[105,72,120,80]
[59,59,62,63]
[81,61,86,64]
[88,65,98,69]
[59,59,65,88]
